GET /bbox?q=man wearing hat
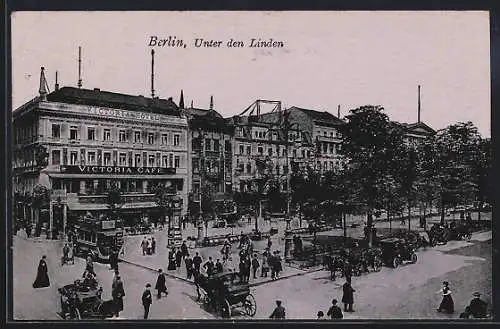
[327,299,343,319]
[269,300,286,319]
[142,283,153,319]
[469,292,488,318]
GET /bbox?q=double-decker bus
[73,214,124,263]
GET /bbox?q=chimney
[55,71,59,91]
[191,100,194,108]
[77,46,83,89]
[151,49,155,98]
[39,67,48,100]
[337,104,340,118]
[417,85,421,123]
[209,95,214,111]
[93,88,100,91]
[179,90,185,109]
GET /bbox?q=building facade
[229,114,308,194]
[13,71,189,238]
[184,103,234,219]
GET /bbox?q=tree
[153,184,174,226]
[106,182,124,220]
[338,105,406,246]
[433,122,482,223]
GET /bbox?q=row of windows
[317,130,342,138]
[237,144,312,157]
[192,138,232,152]
[51,149,182,168]
[51,124,182,146]
[235,160,289,175]
[52,178,177,195]
[319,142,341,154]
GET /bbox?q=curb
[119,257,322,288]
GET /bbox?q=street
[12,228,491,320]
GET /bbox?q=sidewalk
[119,230,318,287]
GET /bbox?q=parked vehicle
[379,238,418,268]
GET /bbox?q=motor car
[379,237,417,268]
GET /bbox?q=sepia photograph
[9,11,492,320]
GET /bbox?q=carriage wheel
[392,257,400,268]
[244,294,257,317]
[410,253,417,264]
[74,307,82,320]
[202,294,211,310]
[220,299,231,318]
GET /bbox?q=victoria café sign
[60,165,176,175]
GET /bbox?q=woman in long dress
[33,255,50,288]
[436,281,454,313]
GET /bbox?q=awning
[67,202,159,211]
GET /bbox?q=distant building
[228,110,307,194]
[12,68,188,238]
[400,121,436,146]
[183,95,234,219]
[260,106,345,174]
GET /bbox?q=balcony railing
[316,135,342,142]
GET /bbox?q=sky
[11,11,490,137]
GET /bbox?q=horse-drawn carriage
[322,246,382,280]
[58,281,115,320]
[198,271,257,318]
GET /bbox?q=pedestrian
[203,257,215,277]
[436,281,454,314]
[155,269,168,298]
[151,237,156,254]
[269,300,286,319]
[215,259,223,273]
[167,248,177,271]
[275,251,283,278]
[327,299,344,319]
[244,258,251,282]
[251,254,260,279]
[147,238,152,255]
[142,283,153,319]
[33,255,50,288]
[141,237,148,256]
[239,259,246,282]
[175,248,182,268]
[112,275,125,317]
[193,252,203,273]
[343,260,352,282]
[185,254,194,279]
[468,292,488,318]
[317,311,325,319]
[269,252,277,280]
[261,252,269,277]
[193,269,202,301]
[110,248,119,271]
[181,240,189,259]
[267,236,272,249]
[342,279,355,312]
[112,269,120,290]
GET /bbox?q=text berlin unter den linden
[148,35,285,48]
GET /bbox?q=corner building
[13,82,189,237]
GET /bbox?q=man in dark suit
[269,300,286,319]
[469,292,488,318]
[155,269,168,299]
[142,283,153,319]
[327,299,343,319]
